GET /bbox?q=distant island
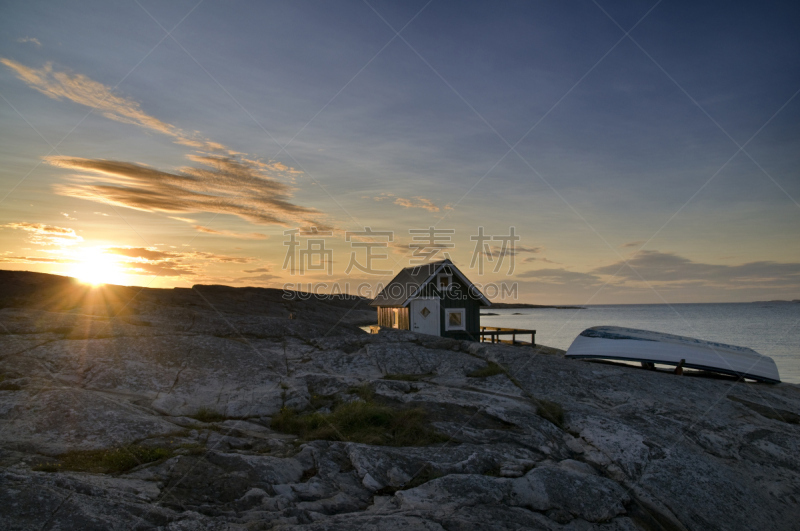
[488,302,586,310]
[750,299,800,304]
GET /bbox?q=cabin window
[391,308,400,328]
[445,308,466,331]
[437,273,453,291]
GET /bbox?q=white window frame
[445,308,466,331]
[437,273,453,291]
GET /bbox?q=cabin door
[410,298,440,336]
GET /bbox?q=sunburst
[69,247,129,286]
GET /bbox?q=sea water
[480,302,800,384]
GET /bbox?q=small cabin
[370,259,490,340]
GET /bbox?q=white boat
[565,326,781,384]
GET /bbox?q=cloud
[237,273,280,286]
[620,241,645,249]
[17,37,41,47]
[522,256,557,264]
[107,247,253,265]
[1,58,177,137]
[101,247,192,277]
[2,58,328,232]
[372,193,395,201]
[480,244,541,258]
[49,155,330,230]
[106,247,175,261]
[188,251,254,264]
[193,225,268,240]
[517,268,602,286]
[592,250,800,288]
[0,255,76,264]
[100,247,264,277]
[393,196,441,212]
[243,266,273,273]
[2,222,83,246]
[0,58,291,161]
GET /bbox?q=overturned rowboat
[565,326,781,384]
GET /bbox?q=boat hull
[565,326,781,384]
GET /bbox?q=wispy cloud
[0,58,238,154]
[188,251,254,264]
[2,58,329,231]
[103,246,256,277]
[522,256,557,264]
[192,225,268,240]
[2,222,82,246]
[237,273,280,286]
[393,196,444,212]
[480,244,541,258]
[242,266,273,273]
[49,155,330,230]
[0,255,76,264]
[619,241,645,249]
[370,193,446,212]
[1,58,178,138]
[16,37,41,47]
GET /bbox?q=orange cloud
[193,225,268,240]
[49,156,331,230]
[2,58,329,232]
[0,255,77,264]
[393,196,441,212]
[2,222,82,246]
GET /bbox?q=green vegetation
[190,407,227,423]
[383,372,436,382]
[467,361,507,378]
[178,443,207,456]
[347,383,375,402]
[34,445,172,474]
[271,399,448,446]
[535,399,565,429]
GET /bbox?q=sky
[0,0,798,305]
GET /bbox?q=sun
[70,248,128,286]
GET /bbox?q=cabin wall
[377,307,409,330]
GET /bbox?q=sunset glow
[69,248,129,287]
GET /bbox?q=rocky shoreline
[1,271,799,530]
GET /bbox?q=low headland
[1,270,798,530]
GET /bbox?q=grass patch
[535,399,565,429]
[176,442,207,456]
[190,407,226,423]
[467,361,506,378]
[383,372,435,382]
[271,400,448,446]
[33,445,172,474]
[347,383,375,402]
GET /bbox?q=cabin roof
[370,259,491,308]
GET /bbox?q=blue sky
[0,0,798,303]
